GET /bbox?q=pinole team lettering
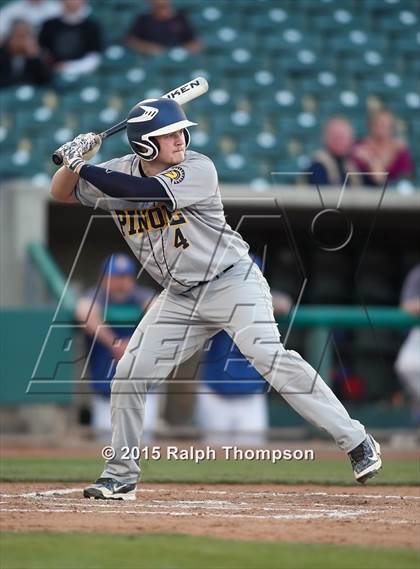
[116,204,187,237]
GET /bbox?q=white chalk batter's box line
[0,506,415,523]
[0,487,418,523]
[0,495,407,514]
[0,487,419,501]
[0,496,384,515]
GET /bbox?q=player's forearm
[93,324,119,350]
[79,164,172,202]
[401,299,420,315]
[50,167,79,203]
[76,300,117,349]
[85,318,118,349]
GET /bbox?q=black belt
[184,264,234,293]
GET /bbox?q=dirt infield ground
[1,482,418,549]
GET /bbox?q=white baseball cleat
[348,434,382,484]
[83,478,136,500]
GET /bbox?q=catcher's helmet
[126,98,197,161]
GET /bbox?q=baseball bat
[51,76,209,165]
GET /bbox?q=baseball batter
[50,98,382,500]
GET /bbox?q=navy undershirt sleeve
[79,164,172,202]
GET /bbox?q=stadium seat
[0,0,418,187]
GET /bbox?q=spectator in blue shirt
[76,253,157,440]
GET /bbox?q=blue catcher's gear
[126,98,197,161]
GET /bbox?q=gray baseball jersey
[75,150,249,293]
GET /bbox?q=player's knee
[245,339,286,362]
[239,343,284,376]
[114,352,153,382]
[110,375,149,413]
[111,374,149,396]
[111,354,150,397]
[234,325,283,354]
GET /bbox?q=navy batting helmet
[126,98,197,161]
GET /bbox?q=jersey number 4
[174,227,190,249]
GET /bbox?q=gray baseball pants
[101,257,366,483]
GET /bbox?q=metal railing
[27,243,77,314]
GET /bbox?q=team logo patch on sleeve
[162,166,185,184]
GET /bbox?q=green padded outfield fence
[1,243,417,411]
[26,242,420,328]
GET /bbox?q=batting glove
[64,154,86,174]
[62,142,85,173]
[72,132,102,160]
[55,132,101,164]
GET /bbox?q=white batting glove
[63,153,85,174]
[56,132,101,164]
[62,141,86,174]
[72,132,102,160]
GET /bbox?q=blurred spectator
[352,110,413,187]
[394,263,420,426]
[126,0,201,56]
[0,20,52,88]
[39,0,102,76]
[76,253,157,441]
[0,0,61,42]
[304,117,362,186]
[196,257,292,445]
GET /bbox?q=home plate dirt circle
[1,483,418,548]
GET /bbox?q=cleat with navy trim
[348,434,382,484]
[83,478,136,500]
